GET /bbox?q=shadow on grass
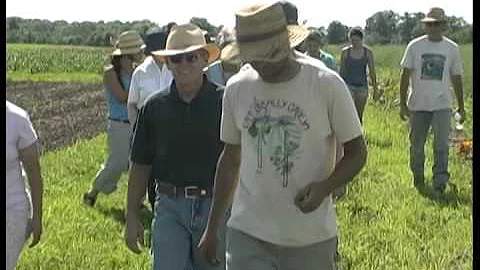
[364,133,393,149]
[416,183,471,207]
[96,206,154,231]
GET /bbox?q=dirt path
[7,82,108,154]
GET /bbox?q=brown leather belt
[156,181,212,199]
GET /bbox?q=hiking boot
[432,186,446,199]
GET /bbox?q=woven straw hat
[151,23,220,64]
[233,2,310,62]
[421,7,447,22]
[111,30,146,56]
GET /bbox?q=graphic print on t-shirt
[243,97,310,187]
[421,53,446,81]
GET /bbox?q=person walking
[125,23,227,270]
[399,7,466,198]
[83,30,145,206]
[198,3,367,269]
[6,100,44,270]
[339,27,379,123]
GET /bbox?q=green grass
[6,72,102,83]
[13,43,472,269]
[16,100,472,269]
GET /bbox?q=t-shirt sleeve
[450,45,464,76]
[17,113,38,149]
[400,42,414,69]
[127,71,139,105]
[328,75,363,144]
[220,85,241,144]
[130,103,154,164]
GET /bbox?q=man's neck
[263,57,301,84]
[427,35,443,42]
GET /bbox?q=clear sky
[6,0,472,29]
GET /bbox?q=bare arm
[127,103,138,130]
[126,163,151,219]
[339,49,347,78]
[104,68,128,102]
[451,74,465,122]
[367,49,378,92]
[399,68,412,108]
[295,136,367,213]
[19,141,43,247]
[205,144,241,232]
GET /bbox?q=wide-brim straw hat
[152,23,220,64]
[111,30,146,56]
[220,42,241,73]
[421,7,447,22]
[232,2,310,62]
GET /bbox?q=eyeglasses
[169,53,198,64]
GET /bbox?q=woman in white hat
[83,30,146,206]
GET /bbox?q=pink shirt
[6,101,38,211]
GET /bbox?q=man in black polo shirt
[125,24,227,270]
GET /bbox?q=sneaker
[83,192,97,207]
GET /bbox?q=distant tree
[365,10,399,44]
[190,17,221,36]
[327,21,348,44]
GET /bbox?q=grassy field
[11,43,472,269]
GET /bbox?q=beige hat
[152,23,220,64]
[220,42,241,73]
[232,2,310,62]
[111,30,146,56]
[421,7,447,22]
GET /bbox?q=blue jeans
[409,109,451,189]
[151,194,227,270]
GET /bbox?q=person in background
[6,100,44,270]
[127,27,174,210]
[399,7,465,198]
[340,27,379,124]
[206,27,241,86]
[125,23,227,270]
[83,30,145,207]
[302,29,337,71]
[198,2,367,269]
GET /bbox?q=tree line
[6,10,472,47]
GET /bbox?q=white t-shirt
[6,101,38,211]
[128,56,173,109]
[221,52,362,247]
[400,35,464,111]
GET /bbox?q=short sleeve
[400,42,414,69]
[220,85,241,144]
[17,113,38,149]
[450,45,464,76]
[328,75,363,144]
[128,70,140,105]
[130,103,154,164]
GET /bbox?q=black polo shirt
[130,77,224,188]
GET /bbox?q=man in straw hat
[399,7,465,198]
[198,2,367,269]
[125,23,228,270]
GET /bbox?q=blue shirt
[106,73,131,121]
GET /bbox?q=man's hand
[400,104,409,121]
[294,181,331,213]
[198,229,220,266]
[28,217,42,248]
[125,217,144,254]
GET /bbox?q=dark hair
[145,29,167,55]
[110,55,126,89]
[349,28,364,39]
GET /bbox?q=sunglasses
[425,22,442,27]
[169,53,198,64]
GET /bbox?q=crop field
[6,43,473,269]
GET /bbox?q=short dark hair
[278,1,299,25]
[348,28,364,39]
